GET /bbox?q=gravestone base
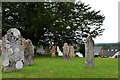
[51,53,56,57]
[3,66,16,72]
[24,56,34,66]
[85,59,94,68]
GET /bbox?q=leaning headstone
[24,39,34,65]
[85,34,94,68]
[63,43,69,59]
[2,28,24,72]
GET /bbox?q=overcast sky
[76,0,119,43]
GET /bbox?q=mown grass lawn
[0,56,2,79]
[2,56,118,78]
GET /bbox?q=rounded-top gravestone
[2,28,24,72]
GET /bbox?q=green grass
[0,56,2,79]
[2,56,118,78]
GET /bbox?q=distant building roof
[99,46,120,57]
[112,51,120,58]
[99,51,116,57]
[94,47,101,55]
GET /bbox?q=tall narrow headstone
[63,43,69,59]
[68,45,75,59]
[85,34,94,68]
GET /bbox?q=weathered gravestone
[50,46,56,57]
[63,43,69,59]
[24,39,34,65]
[68,45,75,59]
[2,28,24,72]
[85,34,94,68]
[2,28,34,72]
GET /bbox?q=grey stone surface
[2,28,24,72]
[68,45,75,59]
[63,43,69,59]
[2,28,34,72]
[85,34,94,68]
[24,39,34,65]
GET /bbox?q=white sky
[76,0,119,43]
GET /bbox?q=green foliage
[79,43,85,57]
[2,56,118,78]
[2,2,105,46]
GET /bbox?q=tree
[2,2,105,48]
[2,2,56,46]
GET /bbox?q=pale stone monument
[63,43,69,59]
[85,34,94,68]
[24,39,34,65]
[2,28,34,72]
[2,28,24,72]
